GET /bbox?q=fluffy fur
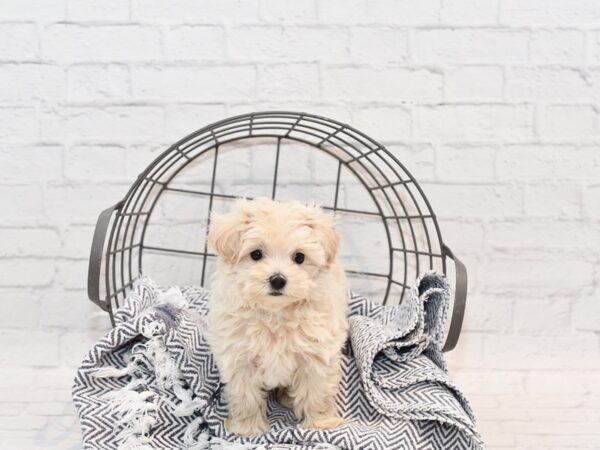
[206,197,349,437]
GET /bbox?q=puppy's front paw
[226,414,270,437]
[302,415,344,430]
[275,387,294,410]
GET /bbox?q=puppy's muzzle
[268,273,287,295]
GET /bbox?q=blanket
[72,272,482,449]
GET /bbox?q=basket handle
[87,202,122,312]
[441,244,468,352]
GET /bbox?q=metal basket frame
[87,111,467,351]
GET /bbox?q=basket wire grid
[88,111,467,351]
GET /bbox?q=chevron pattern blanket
[73,272,482,449]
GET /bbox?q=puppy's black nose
[269,274,287,290]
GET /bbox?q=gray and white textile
[72,273,482,449]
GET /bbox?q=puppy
[206,197,348,437]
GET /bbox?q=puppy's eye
[293,252,305,264]
[250,249,263,261]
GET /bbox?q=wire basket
[87,111,467,351]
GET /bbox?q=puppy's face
[207,198,340,311]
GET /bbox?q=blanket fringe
[93,361,138,378]
[93,288,210,449]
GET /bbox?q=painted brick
[41,24,161,63]
[55,259,87,290]
[501,0,600,26]
[352,106,411,142]
[41,106,164,143]
[506,67,595,102]
[165,103,226,141]
[64,145,127,182]
[125,142,169,179]
[462,295,513,332]
[483,258,594,295]
[583,185,600,218]
[164,25,226,61]
[67,64,130,101]
[323,67,442,102]
[386,144,436,181]
[0,23,38,61]
[436,145,496,182]
[414,104,533,142]
[349,27,408,62]
[497,145,600,181]
[0,185,43,222]
[414,29,528,63]
[483,333,600,370]
[488,220,600,250]
[132,66,256,102]
[0,290,39,328]
[441,0,498,25]
[43,184,130,223]
[1,228,61,257]
[0,64,65,101]
[524,184,582,218]
[258,63,320,100]
[60,331,105,366]
[59,224,95,259]
[444,331,486,369]
[439,220,485,254]
[40,290,108,330]
[517,433,600,448]
[0,0,65,20]
[131,0,260,21]
[0,260,54,287]
[261,0,316,21]
[589,32,600,64]
[526,372,591,396]
[424,183,523,218]
[67,0,130,21]
[572,296,600,331]
[453,369,525,396]
[227,103,352,125]
[445,66,504,101]
[0,107,38,143]
[530,30,585,63]
[538,105,598,142]
[318,0,441,25]
[0,146,63,183]
[229,26,349,61]
[513,299,571,332]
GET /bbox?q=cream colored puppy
[206,197,348,437]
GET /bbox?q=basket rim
[104,110,448,312]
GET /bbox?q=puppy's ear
[207,205,247,263]
[307,207,341,266]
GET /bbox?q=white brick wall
[0,1,599,448]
